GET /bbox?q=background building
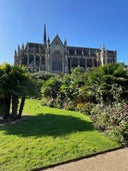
[14,25,117,73]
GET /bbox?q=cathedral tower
[43,24,47,45]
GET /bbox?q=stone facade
[14,25,117,73]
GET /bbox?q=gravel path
[43,147,128,171]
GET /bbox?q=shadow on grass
[0,113,95,137]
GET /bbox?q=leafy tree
[0,63,13,119]
[42,77,62,99]
[0,63,39,120]
[81,63,128,104]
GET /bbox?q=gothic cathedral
[14,25,117,73]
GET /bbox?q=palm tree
[10,65,40,119]
[0,63,40,120]
[18,75,40,118]
[42,77,62,99]
[0,63,12,120]
[83,63,128,105]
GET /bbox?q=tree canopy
[0,63,40,120]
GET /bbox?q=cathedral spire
[64,38,67,46]
[43,24,47,45]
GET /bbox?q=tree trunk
[0,97,4,116]
[12,95,19,120]
[3,96,11,121]
[18,96,26,119]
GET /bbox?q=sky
[0,0,128,64]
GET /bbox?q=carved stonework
[14,26,117,73]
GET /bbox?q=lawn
[0,99,120,171]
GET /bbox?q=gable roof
[51,34,64,46]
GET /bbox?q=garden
[0,63,128,170]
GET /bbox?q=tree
[82,63,128,104]
[42,77,62,99]
[0,63,12,119]
[0,63,39,120]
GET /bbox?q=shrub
[90,103,128,143]
[76,102,92,114]
[47,98,56,107]
[90,104,110,131]
[109,103,128,126]
[63,100,75,111]
[40,98,49,106]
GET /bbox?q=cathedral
[14,25,117,73]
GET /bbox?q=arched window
[80,58,85,67]
[41,56,45,64]
[86,58,92,67]
[72,58,78,68]
[22,55,27,65]
[29,55,34,65]
[52,51,62,72]
[36,56,40,65]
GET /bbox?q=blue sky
[0,0,128,64]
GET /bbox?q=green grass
[0,99,120,171]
